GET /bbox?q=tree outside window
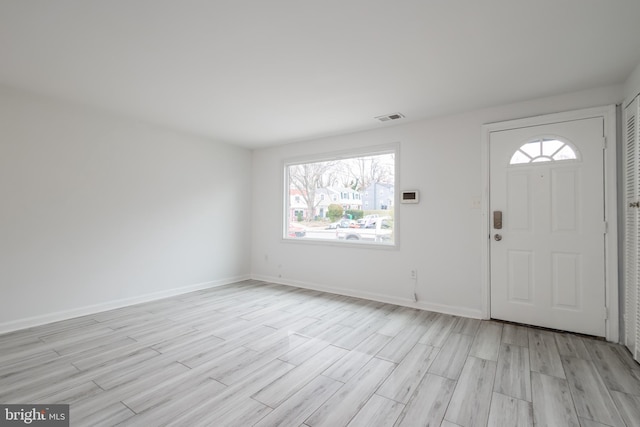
[285,146,397,245]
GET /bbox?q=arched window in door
[509,138,579,165]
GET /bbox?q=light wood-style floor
[1,280,640,427]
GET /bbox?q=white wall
[252,85,624,318]
[625,60,640,104]
[0,86,252,331]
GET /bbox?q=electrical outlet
[410,269,417,279]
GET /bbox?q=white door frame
[480,105,619,342]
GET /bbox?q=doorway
[481,107,618,339]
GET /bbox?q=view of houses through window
[285,149,396,245]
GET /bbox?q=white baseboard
[1,273,484,335]
[251,274,484,320]
[0,274,250,334]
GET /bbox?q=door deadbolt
[493,211,502,229]
[494,234,502,241]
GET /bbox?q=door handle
[493,211,502,229]
[494,234,502,241]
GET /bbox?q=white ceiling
[1,1,639,149]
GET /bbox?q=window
[285,146,397,245]
[510,138,578,165]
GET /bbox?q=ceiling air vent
[375,112,405,122]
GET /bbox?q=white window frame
[283,143,400,248]
[509,137,580,165]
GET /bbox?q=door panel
[507,173,531,231]
[490,118,605,336]
[507,250,533,302]
[551,252,580,308]
[551,169,579,232]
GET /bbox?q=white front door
[490,117,606,336]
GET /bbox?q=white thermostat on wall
[401,190,419,204]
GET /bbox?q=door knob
[494,234,502,241]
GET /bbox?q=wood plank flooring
[1,279,639,427]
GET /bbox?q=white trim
[0,274,250,334]
[252,274,484,320]
[481,105,619,342]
